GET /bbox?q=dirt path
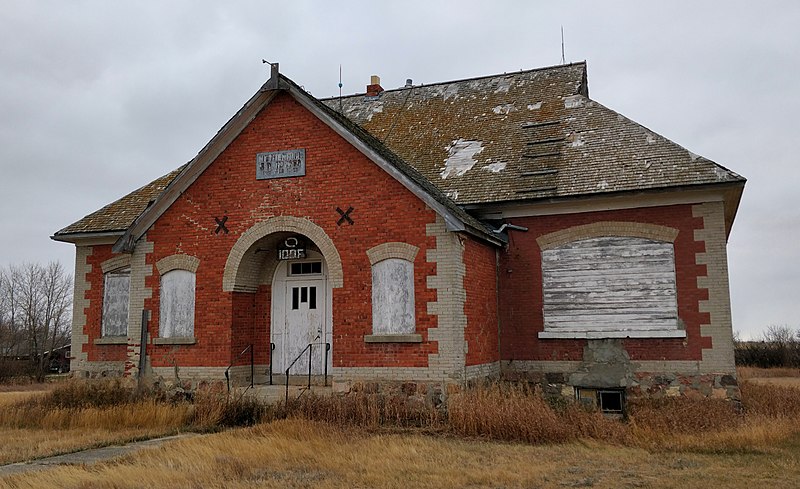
[0,433,201,478]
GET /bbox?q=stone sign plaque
[256,149,305,180]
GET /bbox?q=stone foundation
[501,338,740,401]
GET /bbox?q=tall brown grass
[5,376,800,458]
[284,380,800,452]
[286,388,441,429]
[737,366,800,380]
[447,383,629,443]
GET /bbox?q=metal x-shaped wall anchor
[336,206,354,226]
[214,216,229,234]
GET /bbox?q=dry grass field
[1,372,800,488]
[0,382,192,465]
[2,418,800,489]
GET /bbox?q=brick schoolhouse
[53,62,745,408]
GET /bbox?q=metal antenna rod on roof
[339,64,343,113]
[561,26,566,64]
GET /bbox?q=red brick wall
[84,245,127,363]
[464,238,499,366]
[498,204,710,362]
[142,92,439,369]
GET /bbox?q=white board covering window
[540,236,683,339]
[159,270,195,338]
[372,258,415,334]
[102,269,130,337]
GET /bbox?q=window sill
[364,334,423,343]
[94,336,127,345]
[153,337,197,345]
[538,330,687,339]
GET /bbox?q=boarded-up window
[372,258,415,334]
[159,270,195,338]
[541,236,678,337]
[102,269,130,337]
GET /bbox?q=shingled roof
[53,165,185,238]
[322,62,744,205]
[53,62,745,241]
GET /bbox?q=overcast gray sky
[1,1,797,339]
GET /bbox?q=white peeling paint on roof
[366,103,384,121]
[482,161,507,173]
[446,189,459,200]
[597,180,609,190]
[713,166,731,180]
[441,139,484,179]
[646,134,656,144]
[443,84,460,101]
[527,102,542,110]
[570,135,585,148]
[494,78,511,93]
[492,103,517,115]
[564,95,584,108]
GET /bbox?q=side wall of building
[464,238,500,379]
[498,202,738,398]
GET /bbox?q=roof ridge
[321,61,587,101]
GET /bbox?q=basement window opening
[575,387,625,417]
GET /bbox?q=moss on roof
[55,62,744,237]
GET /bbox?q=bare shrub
[735,325,800,368]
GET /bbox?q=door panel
[284,279,325,375]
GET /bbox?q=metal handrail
[284,338,330,403]
[269,343,275,385]
[225,344,254,393]
[284,342,313,403]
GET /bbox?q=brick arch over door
[222,216,344,292]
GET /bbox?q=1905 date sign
[256,149,305,180]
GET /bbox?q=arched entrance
[271,250,332,375]
[222,216,342,381]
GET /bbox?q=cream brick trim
[150,366,230,383]
[100,255,131,273]
[77,361,125,376]
[223,216,343,292]
[334,366,453,382]
[693,202,736,374]
[70,246,92,373]
[425,215,468,383]
[537,221,679,250]
[465,362,501,380]
[366,242,420,265]
[364,334,423,343]
[502,360,707,376]
[124,236,154,377]
[156,254,200,274]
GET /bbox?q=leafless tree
[0,262,72,380]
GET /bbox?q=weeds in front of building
[3,376,800,458]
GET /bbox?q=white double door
[271,260,330,376]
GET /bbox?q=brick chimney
[366,75,384,97]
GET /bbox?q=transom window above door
[289,261,322,276]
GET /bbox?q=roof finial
[263,59,279,89]
[561,26,566,65]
